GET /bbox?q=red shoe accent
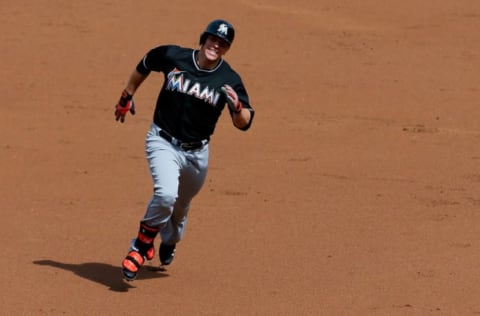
[138,234,154,244]
[137,223,159,245]
[122,251,145,273]
[122,258,138,273]
[145,245,155,261]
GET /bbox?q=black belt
[158,129,208,151]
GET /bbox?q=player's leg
[122,125,182,280]
[142,124,186,225]
[159,146,209,265]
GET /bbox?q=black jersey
[136,45,254,142]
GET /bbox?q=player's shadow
[33,260,169,292]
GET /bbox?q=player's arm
[124,69,149,95]
[114,70,149,123]
[221,84,254,130]
[115,46,166,123]
[232,108,252,130]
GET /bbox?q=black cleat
[159,243,176,266]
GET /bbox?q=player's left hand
[115,89,136,123]
[221,85,243,113]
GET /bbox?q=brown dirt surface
[2,0,480,315]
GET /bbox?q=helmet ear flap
[199,33,208,45]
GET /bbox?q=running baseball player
[114,19,255,281]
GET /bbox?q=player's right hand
[115,89,136,123]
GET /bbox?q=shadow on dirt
[33,260,168,292]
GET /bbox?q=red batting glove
[115,89,136,123]
[221,84,243,113]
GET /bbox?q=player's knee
[152,188,177,208]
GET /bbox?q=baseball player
[114,19,255,281]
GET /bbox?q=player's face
[203,35,230,61]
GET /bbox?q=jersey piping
[191,50,224,72]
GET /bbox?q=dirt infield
[2,0,480,315]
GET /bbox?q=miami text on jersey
[166,68,221,106]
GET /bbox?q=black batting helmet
[199,19,235,46]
